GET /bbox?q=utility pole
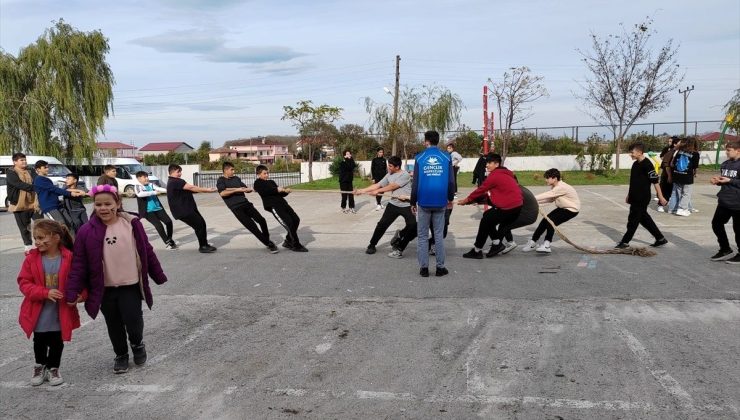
[391,55,400,156]
[679,85,695,136]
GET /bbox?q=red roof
[699,132,739,142]
[139,142,194,152]
[96,141,136,150]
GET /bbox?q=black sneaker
[132,343,147,366]
[281,240,294,249]
[267,242,279,254]
[710,249,735,261]
[435,267,449,277]
[113,354,129,374]
[727,254,740,265]
[365,245,376,255]
[485,243,505,258]
[198,245,217,253]
[463,248,483,259]
[390,230,402,249]
[650,238,668,248]
[614,242,630,249]
[419,267,429,277]
[292,244,308,252]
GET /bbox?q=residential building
[209,137,292,163]
[95,141,138,158]
[139,142,196,157]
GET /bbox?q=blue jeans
[669,183,693,212]
[417,206,446,269]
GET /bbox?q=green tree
[282,100,342,182]
[448,128,483,157]
[365,84,463,161]
[576,16,683,170]
[335,124,379,160]
[0,20,115,160]
[196,141,212,165]
[724,89,740,134]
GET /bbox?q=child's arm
[17,258,49,301]
[135,185,159,198]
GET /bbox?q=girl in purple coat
[65,185,167,374]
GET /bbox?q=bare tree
[576,17,683,170]
[488,66,548,162]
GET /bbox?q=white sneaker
[690,208,699,213]
[30,364,47,386]
[676,209,691,217]
[388,249,403,259]
[350,208,357,214]
[375,204,382,211]
[536,243,552,253]
[656,206,665,213]
[342,209,349,214]
[522,240,537,252]
[48,368,64,386]
[502,241,517,254]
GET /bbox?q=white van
[0,155,78,187]
[68,157,162,197]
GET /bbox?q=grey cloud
[116,101,247,113]
[187,104,246,111]
[206,46,306,64]
[245,60,315,76]
[130,29,223,53]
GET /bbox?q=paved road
[0,184,738,419]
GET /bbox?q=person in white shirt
[446,143,463,196]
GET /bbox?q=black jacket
[472,156,487,186]
[339,158,356,184]
[370,157,387,181]
[254,178,289,211]
[718,158,740,210]
[6,168,36,206]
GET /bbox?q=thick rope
[539,209,656,257]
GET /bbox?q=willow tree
[282,100,342,182]
[725,89,740,134]
[364,85,463,161]
[0,20,115,160]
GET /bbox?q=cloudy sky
[1,0,738,148]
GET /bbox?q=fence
[193,171,301,188]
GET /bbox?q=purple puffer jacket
[65,212,167,319]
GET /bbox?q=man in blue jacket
[33,160,86,227]
[411,131,455,277]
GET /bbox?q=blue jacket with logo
[410,147,455,208]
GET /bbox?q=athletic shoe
[710,249,735,261]
[650,238,668,248]
[656,206,665,213]
[388,249,403,259]
[267,242,279,254]
[165,241,178,250]
[536,243,552,253]
[31,364,47,386]
[463,248,483,259]
[486,243,505,258]
[675,209,691,217]
[281,240,294,249]
[428,244,436,256]
[501,241,517,254]
[390,230,402,249]
[365,245,376,255]
[614,242,630,249]
[132,343,147,365]
[690,208,699,213]
[292,244,309,252]
[375,204,382,211]
[198,245,217,253]
[420,267,429,277]
[521,240,537,252]
[727,254,740,265]
[350,208,357,214]
[113,355,129,374]
[48,368,64,386]
[380,204,385,210]
[435,267,449,277]
[342,208,350,214]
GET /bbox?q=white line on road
[96,384,175,393]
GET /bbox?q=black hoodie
[718,157,740,210]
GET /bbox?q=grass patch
[290,176,373,191]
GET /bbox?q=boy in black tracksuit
[615,143,668,249]
[253,165,307,252]
[339,150,356,213]
[217,162,278,254]
[370,148,388,209]
[62,173,89,233]
[709,141,740,264]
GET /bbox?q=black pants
[14,210,39,246]
[620,202,664,244]
[232,204,271,246]
[453,166,460,193]
[269,204,301,245]
[532,208,579,242]
[373,178,384,205]
[659,170,672,201]
[178,209,208,247]
[144,209,173,245]
[712,205,740,250]
[430,208,452,246]
[369,204,416,251]
[101,284,144,357]
[474,207,521,249]
[33,331,63,368]
[68,210,89,234]
[340,182,354,209]
[44,208,74,231]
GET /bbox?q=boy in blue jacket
[33,160,85,228]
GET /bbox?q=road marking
[96,384,175,393]
[584,189,629,211]
[148,322,213,365]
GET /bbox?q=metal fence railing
[193,171,301,188]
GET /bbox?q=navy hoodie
[718,158,740,210]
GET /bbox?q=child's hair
[255,165,268,175]
[168,164,182,174]
[684,136,699,152]
[447,143,456,150]
[424,130,440,145]
[726,141,740,150]
[12,152,26,161]
[32,219,74,250]
[628,142,645,153]
[135,171,148,178]
[103,164,116,173]
[222,161,235,171]
[544,168,561,180]
[485,153,502,165]
[377,147,384,152]
[34,160,48,170]
[343,149,351,156]
[387,156,402,168]
[66,173,79,182]
[90,184,121,202]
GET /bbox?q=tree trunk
[615,123,623,171]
